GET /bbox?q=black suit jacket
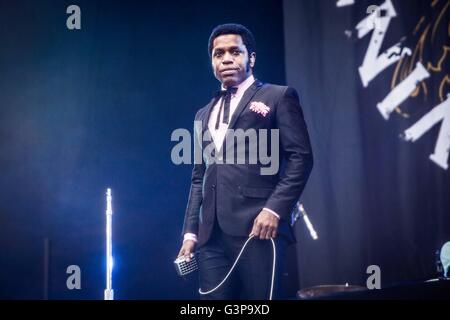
[182,79,313,247]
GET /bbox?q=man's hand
[250,209,279,240]
[178,240,196,262]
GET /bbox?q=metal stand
[104,188,114,300]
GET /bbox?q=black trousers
[198,220,287,300]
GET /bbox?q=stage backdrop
[284,0,450,289]
[0,0,286,299]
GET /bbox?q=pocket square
[249,101,270,117]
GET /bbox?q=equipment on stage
[291,202,318,240]
[297,279,450,299]
[298,284,366,299]
[104,188,114,300]
[440,241,450,278]
[296,242,450,300]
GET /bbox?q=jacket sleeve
[264,87,313,220]
[181,112,205,236]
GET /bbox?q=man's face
[211,34,256,88]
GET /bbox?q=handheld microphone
[174,253,198,277]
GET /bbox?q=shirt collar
[221,74,255,97]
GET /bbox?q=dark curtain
[284,0,450,290]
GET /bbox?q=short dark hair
[208,23,256,58]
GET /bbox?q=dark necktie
[215,87,238,130]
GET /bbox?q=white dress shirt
[208,74,255,151]
[184,75,279,243]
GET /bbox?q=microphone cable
[199,235,277,300]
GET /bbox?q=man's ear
[249,52,256,68]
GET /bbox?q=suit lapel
[227,79,264,130]
[218,79,264,156]
[201,79,264,156]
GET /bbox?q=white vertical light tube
[104,188,114,300]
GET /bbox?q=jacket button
[211,184,216,189]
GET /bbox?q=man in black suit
[178,23,313,299]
